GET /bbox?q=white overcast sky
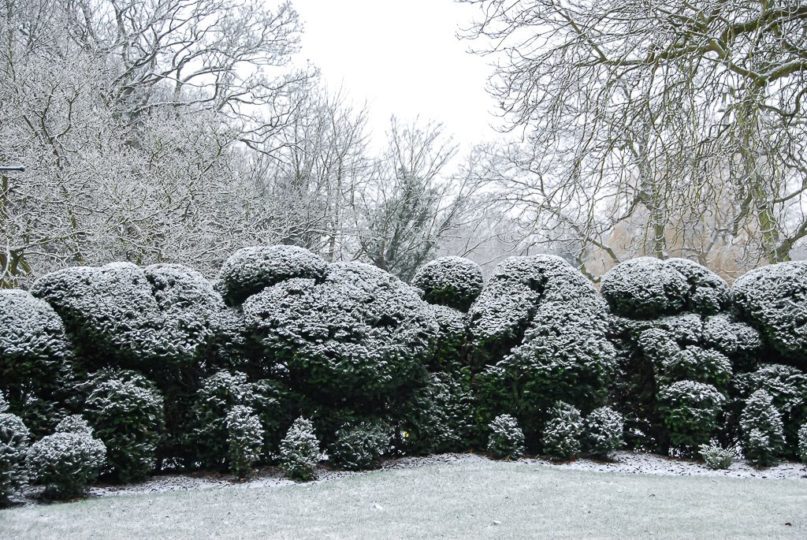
[292,0,501,153]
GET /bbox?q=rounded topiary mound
[328,420,392,471]
[601,257,728,318]
[469,255,615,447]
[218,245,328,306]
[83,370,164,483]
[657,380,725,449]
[242,262,438,401]
[31,263,224,370]
[0,412,30,504]
[0,290,71,392]
[411,256,484,312]
[487,414,524,459]
[731,261,807,363]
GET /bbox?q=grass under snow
[2,457,805,539]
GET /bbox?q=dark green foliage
[740,390,785,467]
[0,412,30,505]
[329,419,392,470]
[486,414,524,459]
[426,304,468,372]
[278,417,319,481]
[657,381,725,450]
[542,402,583,461]
[83,370,164,483]
[412,256,484,312]
[583,407,624,458]
[225,405,263,479]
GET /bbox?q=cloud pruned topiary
[0,412,30,505]
[217,245,328,306]
[242,262,439,401]
[412,256,484,312]
[31,263,224,370]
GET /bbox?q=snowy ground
[86,451,807,499]
[3,456,805,539]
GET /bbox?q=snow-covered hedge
[411,256,484,312]
[731,261,807,364]
[601,257,728,318]
[583,407,624,458]
[740,389,785,466]
[486,414,524,460]
[657,380,725,449]
[279,417,320,481]
[328,419,392,471]
[31,263,224,370]
[217,245,328,306]
[470,255,615,448]
[225,405,263,479]
[242,262,439,400]
[542,401,584,461]
[425,304,468,372]
[0,412,30,505]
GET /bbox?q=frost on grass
[411,256,484,312]
[731,261,807,364]
[601,257,728,318]
[31,262,224,370]
[217,245,328,306]
[242,262,439,400]
[469,255,615,449]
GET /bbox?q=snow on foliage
[27,428,106,498]
[542,401,584,461]
[601,257,728,318]
[486,414,524,460]
[31,262,224,369]
[225,405,263,479]
[217,245,328,306]
[328,419,392,471]
[279,417,320,481]
[411,256,484,312]
[798,423,807,463]
[242,262,439,400]
[0,290,71,387]
[0,412,30,504]
[55,415,94,436]
[583,407,624,458]
[698,440,734,470]
[731,261,807,363]
[657,380,725,449]
[424,304,467,372]
[740,389,785,466]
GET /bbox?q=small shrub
[583,407,624,458]
[487,414,524,459]
[798,423,807,463]
[225,405,263,479]
[27,430,106,499]
[542,402,584,461]
[657,381,725,450]
[0,393,7,413]
[0,413,30,505]
[411,256,484,312]
[740,389,785,467]
[698,440,734,469]
[329,420,392,471]
[83,370,164,483]
[279,417,320,481]
[55,415,94,436]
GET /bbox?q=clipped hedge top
[31,262,224,369]
[218,245,328,306]
[731,261,807,363]
[242,261,439,400]
[412,256,484,312]
[601,257,728,318]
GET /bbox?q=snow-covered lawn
[2,454,805,538]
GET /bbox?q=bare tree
[460,0,807,273]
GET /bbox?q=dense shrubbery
[657,381,725,449]
[470,255,615,448]
[279,417,320,481]
[583,407,624,458]
[0,411,30,504]
[27,416,106,498]
[799,424,807,463]
[83,370,164,483]
[542,402,584,461]
[412,256,484,312]
[328,420,392,471]
[740,390,785,466]
[225,405,263,478]
[217,245,328,306]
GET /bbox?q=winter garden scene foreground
[2,1,807,539]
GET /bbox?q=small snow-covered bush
[698,440,734,470]
[542,402,584,461]
[225,405,263,479]
[0,413,30,505]
[657,381,725,449]
[731,261,807,364]
[397,372,474,455]
[656,346,733,389]
[217,245,328,306]
[487,414,524,460]
[279,417,320,481]
[601,257,727,318]
[740,389,785,467]
[31,263,224,370]
[583,407,624,458]
[27,422,106,499]
[83,370,164,483]
[243,262,438,401]
[328,420,392,471]
[411,256,484,312]
[798,423,807,463]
